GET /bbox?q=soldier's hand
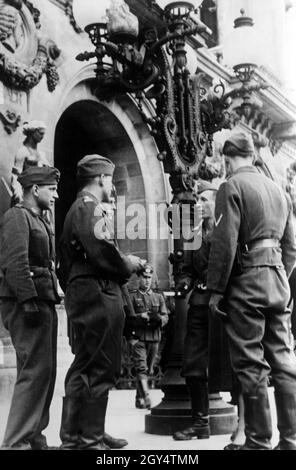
[127,255,146,273]
[209,293,227,320]
[21,300,41,328]
[140,312,149,321]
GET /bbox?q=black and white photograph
[0,0,296,459]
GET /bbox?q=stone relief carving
[0,38,60,91]
[0,107,21,133]
[0,0,23,53]
[0,0,61,92]
[23,0,40,28]
[64,0,82,33]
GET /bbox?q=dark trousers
[1,299,57,449]
[225,266,296,395]
[133,340,159,379]
[181,305,232,392]
[181,306,208,381]
[64,277,125,398]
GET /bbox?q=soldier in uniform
[127,264,168,409]
[58,154,143,450]
[173,181,232,441]
[208,131,296,450]
[0,166,60,450]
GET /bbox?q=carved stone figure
[11,120,49,203]
[0,0,23,53]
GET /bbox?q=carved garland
[0,41,60,92]
[0,0,60,92]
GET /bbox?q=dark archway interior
[54,99,147,259]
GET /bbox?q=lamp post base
[145,390,237,436]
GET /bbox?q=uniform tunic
[0,204,59,449]
[207,166,296,395]
[58,191,134,398]
[128,288,168,378]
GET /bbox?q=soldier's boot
[135,379,146,409]
[173,378,210,440]
[103,433,128,449]
[273,393,296,450]
[241,392,272,450]
[138,377,151,409]
[59,396,82,450]
[78,396,110,450]
[30,433,49,450]
[30,433,58,450]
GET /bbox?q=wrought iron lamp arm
[147,23,210,57]
[76,51,97,61]
[116,64,160,93]
[103,41,143,67]
[222,82,269,104]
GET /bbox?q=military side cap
[138,263,154,277]
[18,166,60,188]
[77,154,115,178]
[223,131,255,158]
[197,179,218,194]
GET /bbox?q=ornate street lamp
[72,0,266,435]
[73,0,221,188]
[221,9,269,120]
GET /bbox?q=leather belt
[29,258,55,270]
[243,238,279,252]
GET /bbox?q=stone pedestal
[145,387,236,436]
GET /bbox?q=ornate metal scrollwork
[78,0,267,189]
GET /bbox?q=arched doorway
[53,93,171,388]
[54,99,147,262]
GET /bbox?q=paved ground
[0,340,280,450]
[0,365,280,450]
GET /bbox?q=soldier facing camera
[126,263,168,409]
[0,166,60,450]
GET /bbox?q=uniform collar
[18,203,42,218]
[232,166,257,176]
[78,190,100,204]
[139,287,152,295]
[78,191,109,220]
